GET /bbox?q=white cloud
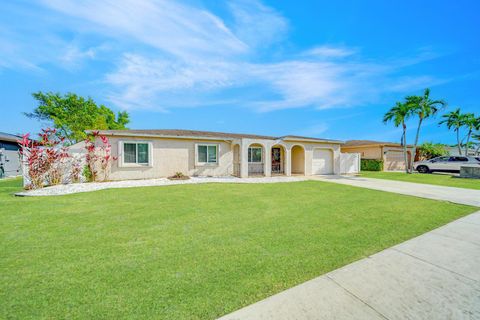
[302,46,356,58]
[40,0,248,59]
[2,0,448,113]
[228,0,288,48]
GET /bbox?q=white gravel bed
[15,176,309,197]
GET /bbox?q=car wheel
[416,165,430,174]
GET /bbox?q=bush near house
[416,142,448,160]
[361,159,384,171]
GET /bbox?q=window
[197,144,217,164]
[248,147,262,163]
[123,142,149,165]
[450,156,468,162]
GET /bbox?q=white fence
[340,153,360,174]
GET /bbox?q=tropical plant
[84,131,117,182]
[383,102,411,173]
[416,142,448,160]
[473,133,480,155]
[463,115,480,155]
[405,88,446,172]
[439,108,465,155]
[25,92,130,144]
[18,128,70,189]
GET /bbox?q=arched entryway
[248,143,265,176]
[271,144,286,175]
[291,145,305,175]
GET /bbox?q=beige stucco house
[341,140,414,171]
[91,129,344,180]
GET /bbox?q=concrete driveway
[312,175,480,207]
[219,176,480,320]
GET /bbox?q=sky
[1,0,479,144]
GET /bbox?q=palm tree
[405,88,446,172]
[473,133,480,156]
[383,102,411,173]
[439,108,464,155]
[462,113,477,155]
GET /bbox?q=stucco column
[264,143,271,177]
[240,141,249,178]
[285,148,292,176]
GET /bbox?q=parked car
[414,156,480,173]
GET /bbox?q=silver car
[414,156,480,173]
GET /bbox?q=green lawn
[0,178,476,319]
[360,171,480,190]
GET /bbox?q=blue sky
[1,0,479,144]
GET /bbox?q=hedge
[361,159,383,171]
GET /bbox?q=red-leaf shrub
[18,128,70,189]
[84,131,117,182]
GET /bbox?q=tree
[461,113,478,155]
[383,102,411,173]
[25,92,130,144]
[439,108,464,155]
[405,88,446,172]
[417,142,448,160]
[473,133,480,156]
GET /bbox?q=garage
[312,148,333,174]
[384,151,410,171]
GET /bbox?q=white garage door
[312,149,333,174]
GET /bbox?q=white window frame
[195,143,219,166]
[118,141,153,167]
[248,147,263,163]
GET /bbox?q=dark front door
[271,147,283,174]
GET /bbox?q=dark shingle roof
[91,129,342,143]
[0,132,22,143]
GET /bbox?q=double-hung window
[197,144,218,164]
[248,147,262,163]
[123,142,150,165]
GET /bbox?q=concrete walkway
[312,175,480,207]
[219,211,480,320]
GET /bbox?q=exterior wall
[239,138,341,177]
[341,146,383,160]
[104,136,233,180]
[0,140,21,178]
[101,135,342,180]
[383,146,412,171]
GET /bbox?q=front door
[271,148,283,174]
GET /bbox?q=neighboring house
[341,140,414,171]
[444,146,477,156]
[0,132,22,178]
[90,129,346,180]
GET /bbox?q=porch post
[264,143,271,177]
[240,140,249,178]
[285,147,292,176]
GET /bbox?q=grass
[360,171,480,190]
[0,177,476,319]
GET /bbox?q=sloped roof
[0,132,22,143]
[344,140,412,147]
[90,129,343,143]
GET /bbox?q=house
[341,140,414,171]
[0,132,22,178]
[90,129,345,180]
[444,146,478,157]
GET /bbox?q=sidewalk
[219,211,480,320]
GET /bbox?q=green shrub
[417,142,448,160]
[361,159,383,171]
[82,165,93,182]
